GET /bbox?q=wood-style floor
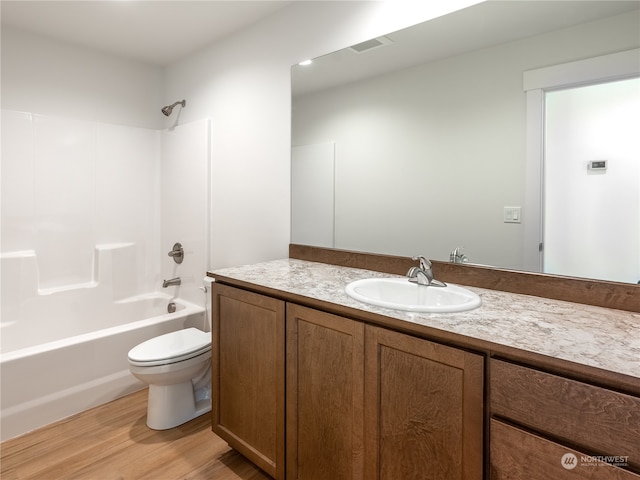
[0,389,271,480]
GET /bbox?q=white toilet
[128,326,212,430]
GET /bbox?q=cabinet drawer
[490,359,640,470]
[491,419,640,480]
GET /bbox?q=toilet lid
[128,328,211,365]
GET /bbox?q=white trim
[524,49,640,273]
[524,48,640,92]
[523,89,544,273]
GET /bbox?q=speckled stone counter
[208,258,640,382]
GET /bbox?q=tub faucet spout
[163,277,181,288]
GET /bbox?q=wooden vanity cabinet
[286,303,484,480]
[490,359,640,480]
[211,280,639,480]
[211,283,285,480]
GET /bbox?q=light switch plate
[504,206,521,223]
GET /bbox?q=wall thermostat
[588,160,607,171]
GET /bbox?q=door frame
[523,48,639,273]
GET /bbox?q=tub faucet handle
[167,243,184,264]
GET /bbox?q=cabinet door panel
[286,304,364,480]
[365,325,484,480]
[212,283,285,479]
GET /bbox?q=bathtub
[0,294,206,441]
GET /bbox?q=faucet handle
[450,247,468,264]
[412,255,432,270]
[168,242,184,264]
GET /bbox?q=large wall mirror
[291,1,640,285]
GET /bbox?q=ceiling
[292,0,640,96]
[0,0,294,66]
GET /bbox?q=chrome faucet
[407,256,446,287]
[450,246,468,264]
[407,256,433,285]
[162,277,181,288]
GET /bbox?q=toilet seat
[128,327,211,367]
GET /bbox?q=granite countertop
[209,258,640,381]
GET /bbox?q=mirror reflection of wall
[291,1,640,283]
[291,142,335,248]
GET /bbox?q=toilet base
[146,381,212,430]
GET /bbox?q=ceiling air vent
[349,36,393,54]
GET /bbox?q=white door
[543,77,640,283]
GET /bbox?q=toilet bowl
[128,327,212,430]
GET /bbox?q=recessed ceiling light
[298,59,313,66]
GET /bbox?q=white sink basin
[345,278,481,313]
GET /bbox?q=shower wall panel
[1,110,160,296]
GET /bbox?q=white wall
[291,10,640,269]
[1,27,163,129]
[163,0,481,269]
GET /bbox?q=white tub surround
[0,235,208,442]
[0,110,211,441]
[208,259,640,386]
[0,298,205,441]
[1,244,151,351]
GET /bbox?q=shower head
[161,100,186,117]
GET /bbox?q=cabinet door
[364,325,484,480]
[286,304,365,480]
[211,283,285,480]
